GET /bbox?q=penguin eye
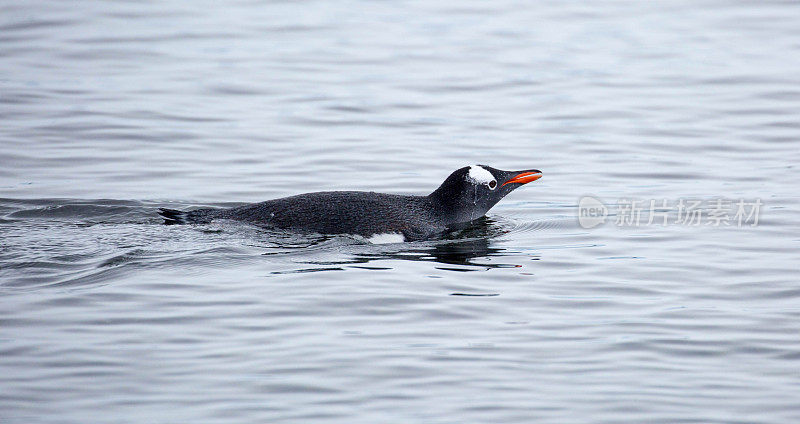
[488,180,497,190]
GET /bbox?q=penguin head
[429,165,542,225]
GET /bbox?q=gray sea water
[2,1,800,423]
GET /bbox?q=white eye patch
[466,165,495,186]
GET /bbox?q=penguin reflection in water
[159,165,542,242]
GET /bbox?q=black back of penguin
[218,191,442,241]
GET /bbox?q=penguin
[158,165,542,242]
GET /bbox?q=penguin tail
[158,208,189,225]
[158,207,218,225]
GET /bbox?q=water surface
[2,1,800,423]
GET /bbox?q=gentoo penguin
[158,165,541,242]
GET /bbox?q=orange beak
[501,171,542,187]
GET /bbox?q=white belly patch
[366,233,406,244]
